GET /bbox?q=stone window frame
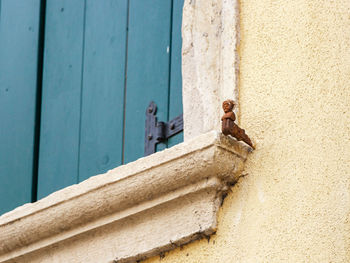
[0,1,247,262]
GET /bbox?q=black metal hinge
[144,102,183,156]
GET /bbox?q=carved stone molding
[0,131,250,263]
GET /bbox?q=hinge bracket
[144,102,183,156]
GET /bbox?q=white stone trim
[0,131,249,263]
[182,0,239,140]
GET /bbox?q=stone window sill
[0,131,250,263]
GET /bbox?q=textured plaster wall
[143,0,350,262]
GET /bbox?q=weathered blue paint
[123,0,173,164]
[0,0,41,214]
[78,0,128,182]
[0,0,184,208]
[37,0,86,199]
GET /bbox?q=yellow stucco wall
[144,0,350,262]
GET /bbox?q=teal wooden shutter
[37,0,184,200]
[37,0,87,198]
[0,0,184,206]
[37,0,128,198]
[78,0,128,182]
[124,0,184,160]
[0,0,42,214]
[123,0,173,163]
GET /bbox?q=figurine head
[222,100,235,113]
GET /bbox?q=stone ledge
[0,131,251,263]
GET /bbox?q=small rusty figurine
[221,100,255,149]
